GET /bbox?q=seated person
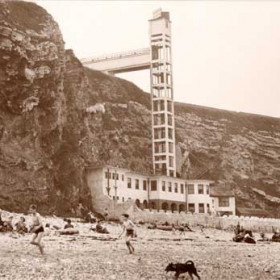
[15,217,28,234]
[258,232,269,241]
[272,231,280,242]
[4,216,13,232]
[95,221,109,234]
[64,219,74,229]
[87,212,96,223]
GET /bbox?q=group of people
[232,222,280,244]
[0,212,28,234]
[0,205,137,256]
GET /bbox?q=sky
[37,1,280,118]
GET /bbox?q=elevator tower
[149,9,176,177]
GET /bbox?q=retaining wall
[131,210,280,233]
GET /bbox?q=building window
[180,184,184,194]
[207,204,210,213]
[112,173,119,180]
[168,182,172,192]
[162,181,166,191]
[168,142,173,153]
[105,171,111,179]
[206,185,209,194]
[135,179,139,190]
[167,101,172,112]
[122,174,124,181]
[143,180,147,191]
[188,184,194,194]
[174,183,178,193]
[219,197,230,207]
[168,128,173,140]
[169,156,173,167]
[199,203,205,213]
[122,197,125,202]
[151,180,157,191]
[127,178,131,188]
[168,115,172,126]
[188,203,195,213]
[198,184,204,194]
[155,142,166,153]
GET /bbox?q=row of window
[127,179,185,194]
[188,203,210,214]
[154,124,173,139]
[152,87,173,99]
[153,100,173,113]
[104,173,211,196]
[105,171,124,181]
[187,184,209,195]
[154,156,174,169]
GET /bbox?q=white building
[210,184,236,216]
[86,166,235,215]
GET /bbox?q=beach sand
[0,219,279,280]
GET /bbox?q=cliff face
[0,1,152,214]
[174,104,280,216]
[0,1,279,216]
[0,1,68,213]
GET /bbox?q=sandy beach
[0,218,279,280]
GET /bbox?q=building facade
[86,166,235,215]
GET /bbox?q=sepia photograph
[0,0,279,279]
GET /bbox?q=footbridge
[81,47,151,75]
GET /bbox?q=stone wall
[131,210,280,233]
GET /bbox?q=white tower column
[149,9,176,178]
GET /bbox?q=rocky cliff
[0,1,279,216]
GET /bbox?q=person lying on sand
[95,221,109,234]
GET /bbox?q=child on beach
[118,214,136,254]
[29,204,45,255]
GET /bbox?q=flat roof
[210,184,234,197]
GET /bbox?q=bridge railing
[81,47,150,64]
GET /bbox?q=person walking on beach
[118,214,136,254]
[29,204,45,255]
